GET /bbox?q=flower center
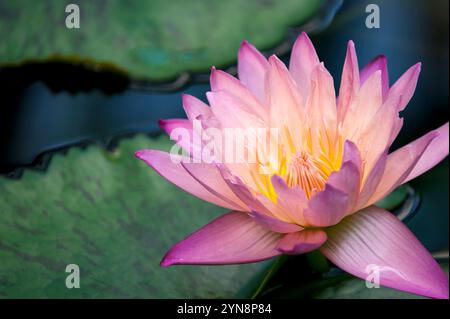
[284,151,328,199]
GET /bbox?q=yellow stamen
[284,151,328,199]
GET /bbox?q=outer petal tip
[134,150,144,159]
[240,39,249,47]
[135,149,152,161]
[160,249,183,267]
[158,119,167,128]
[159,256,173,267]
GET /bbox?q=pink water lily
[136,33,449,299]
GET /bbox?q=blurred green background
[0,0,448,298]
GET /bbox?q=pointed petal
[386,62,421,111]
[338,40,360,121]
[277,229,327,255]
[321,206,449,299]
[249,211,303,233]
[367,127,441,205]
[161,211,283,266]
[341,70,383,143]
[351,94,402,177]
[210,67,267,120]
[266,55,305,147]
[135,150,239,210]
[181,162,247,211]
[360,55,389,100]
[405,122,449,182]
[182,94,211,120]
[289,32,320,99]
[307,63,338,142]
[238,40,269,103]
[158,119,195,155]
[207,90,264,129]
[159,119,191,136]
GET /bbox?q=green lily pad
[0,134,273,298]
[0,0,323,81]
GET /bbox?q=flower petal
[238,40,269,103]
[307,63,338,149]
[161,211,283,266]
[182,94,211,120]
[207,90,264,130]
[325,141,362,214]
[135,150,239,210]
[181,162,247,211]
[386,62,421,111]
[158,119,193,154]
[367,126,441,205]
[289,32,320,100]
[303,141,361,227]
[404,122,449,183]
[249,211,303,233]
[210,67,267,120]
[320,206,449,299]
[271,175,308,225]
[303,184,349,227]
[360,55,389,100]
[338,40,360,122]
[266,55,305,148]
[356,151,387,209]
[277,229,327,255]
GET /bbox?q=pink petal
[249,211,302,233]
[181,94,211,120]
[386,62,421,111]
[218,167,274,217]
[303,141,361,227]
[266,55,305,147]
[135,150,239,210]
[360,55,389,100]
[161,211,283,266]
[159,119,191,136]
[210,67,267,120]
[405,122,449,183]
[325,141,362,214]
[350,94,402,178]
[307,63,338,144]
[341,70,383,145]
[289,32,320,100]
[238,40,269,103]
[338,40,360,122]
[270,175,308,225]
[303,185,349,227]
[356,151,387,209]
[158,119,195,155]
[206,90,264,130]
[277,229,327,255]
[366,126,441,206]
[181,162,247,211]
[320,206,449,299]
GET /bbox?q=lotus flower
[136,33,449,298]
